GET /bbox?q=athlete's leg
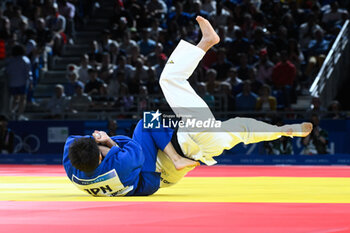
[159,16,312,165]
[159,16,218,121]
[163,141,199,170]
[180,117,312,165]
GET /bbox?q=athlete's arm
[92,130,117,148]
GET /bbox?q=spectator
[302,114,329,155]
[225,67,243,96]
[265,118,294,155]
[25,31,41,106]
[57,0,76,44]
[114,55,135,81]
[107,70,125,99]
[247,45,259,66]
[299,12,323,50]
[6,44,32,121]
[107,119,118,137]
[241,13,256,40]
[138,86,149,112]
[87,40,102,66]
[287,39,304,76]
[271,26,289,54]
[271,50,296,89]
[236,53,252,80]
[69,83,92,112]
[227,28,250,64]
[98,52,115,83]
[256,84,277,111]
[152,52,167,79]
[120,30,138,55]
[149,18,163,41]
[129,44,144,66]
[77,54,92,84]
[3,2,15,19]
[117,83,134,112]
[64,64,84,97]
[209,1,230,28]
[167,2,193,28]
[131,58,148,84]
[220,82,235,111]
[288,0,306,26]
[9,5,28,32]
[110,1,134,28]
[111,16,129,42]
[45,4,66,55]
[235,80,258,111]
[247,68,262,95]
[99,29,115,52]
[307,96,327,118]
[211,48,233,81]
[265,135,294,155]
[146,0,168,17]
[76,0,98,27]
[217,26,232,50]
[255,48,274,84]
[0,16,11,41]
[46,84,70,119]
[305,29,330,78]
[147,42,166,66]
[326,100,346,119]
[109,41,121,66]
[35,18,53,48]
[145,67,160,95]
[322,1,349,29]
[45,3,66,33]
[202,0,216,14]
[281,13,299,40]
[0,115,14,154]
[307,29,331,56]
[84,68,105,97]
[205,69,220,95]
[137,28,156,56]
[14,18,30,45]
[197,82,215,108]
[251,27,271,52]
[226,16,240,39]
[192,0,209,19]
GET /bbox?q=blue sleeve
[110,135,135,148]
[105,137,145,185]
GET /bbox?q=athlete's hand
[92,130,117,148]
[92,130,110,144]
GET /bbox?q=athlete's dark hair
[68,137,100,172]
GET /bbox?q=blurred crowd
[1,0,350,121]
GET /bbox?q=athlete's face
[98,145,111,164]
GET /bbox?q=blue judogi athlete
[63,16,312,197]
[63,120,182,196]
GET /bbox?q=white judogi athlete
[155,16,312,187]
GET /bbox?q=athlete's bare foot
[173,157,200,170]
[196,16,220,52]
[282,122,313,137]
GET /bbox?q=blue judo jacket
[63,135,161,196]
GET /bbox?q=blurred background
[0,0,350,164]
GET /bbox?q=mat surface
[0,165,350,233]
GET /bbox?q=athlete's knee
[159,74,173,88]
